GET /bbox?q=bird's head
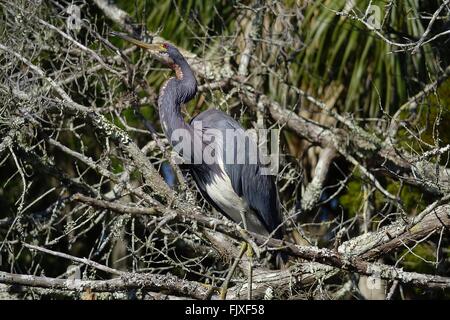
[111,32,184,66]
[111,31,197,100]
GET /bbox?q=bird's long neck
[158,56,198,162]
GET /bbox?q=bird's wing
[190,109,281,235]
[190,109,242,130]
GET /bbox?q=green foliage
[401,243,436,274]
[110,156,124,174]
[384,182,426,215]
[397,78,450,162]
[339,173,427,220]
[339,178,363,218]
[418,79,450,146]
[293,0,440,118]
[115,0,236,51]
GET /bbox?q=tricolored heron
[112,32,282,240]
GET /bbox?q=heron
[112,32,283,241]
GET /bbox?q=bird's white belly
[204,173,247,225]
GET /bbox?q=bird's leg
[247,241,253,300]
[239,208,248,231]
[239,208,253,300]
[220,242,247,300]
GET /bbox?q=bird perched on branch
[112,32,283,240]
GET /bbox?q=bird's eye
[163,43,169,49]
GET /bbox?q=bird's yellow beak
[110,31,167,52]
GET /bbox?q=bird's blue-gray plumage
[189,110,281,237]
[157,44,282,238]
